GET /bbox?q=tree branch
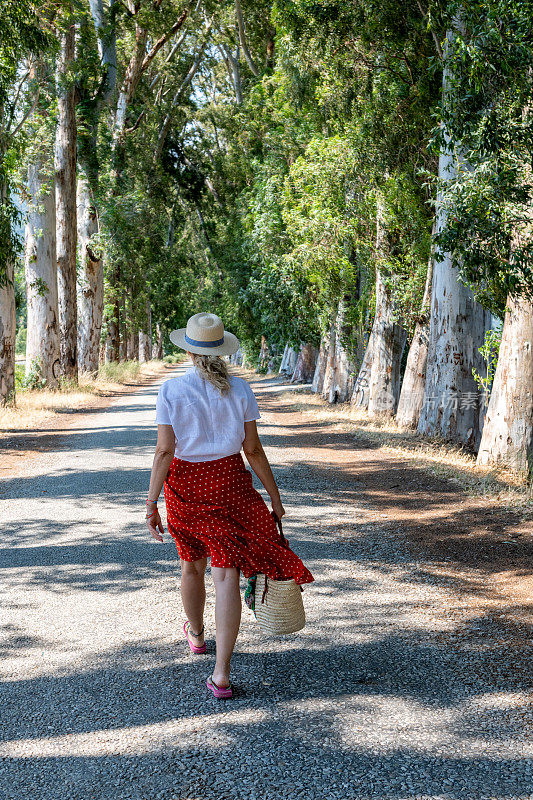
[154,22,213,161]
[415,0,443,59]
[89,0,118,102]
[235,0,259,76]
[140,8,189,74]
[221,42,242,104]
[124,110,145,133]
[7,69,30,129]
[10,87,40,136]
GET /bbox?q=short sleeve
[155,385,172,425]
[243,382,261,422]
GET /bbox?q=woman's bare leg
[211,566,241,687]
[180,558,207,645]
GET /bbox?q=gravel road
[1,360,531,800]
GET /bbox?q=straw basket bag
[248,514,306,635]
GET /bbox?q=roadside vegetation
[2,354,186,430]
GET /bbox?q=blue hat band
[185,333,225,348]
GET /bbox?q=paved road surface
[1,361,531,799]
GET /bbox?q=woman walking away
[146,313,314,699]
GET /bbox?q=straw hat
[170,312,240,356]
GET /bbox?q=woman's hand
[146,506,164,542]
[271,498,285,520]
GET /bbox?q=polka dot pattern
[163,453,314,585]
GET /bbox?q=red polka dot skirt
[163,453,314,585]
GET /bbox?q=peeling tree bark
[152,322,163,359]
[352,206,385,411]
[139,299,152,363]
[417,29,491,450]
[367,267,408,416]
[77,170,103,374]
[25,163,60,387]
[476,297,533,477]
[396,242,434,428]
[351,330,373,409]
[55,12,78,382]
[0,179,16,405]
[311,336,327,393]
[331,297,356,403]
[321,323,337,402]
[279,343,290,373]
[280,344,298,376]
[290,343,317,384]
[358,199,408,417]
[257,335,269,370]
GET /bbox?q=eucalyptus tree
[396,233,434,428]
[20,46,64,390]
[432,0,533,474]
[0,1,48,405]
[75,0,118,373]
[417,21,492,451]
[55,3,79,381]
[271,0,438,409]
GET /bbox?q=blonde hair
[191,353,231,395]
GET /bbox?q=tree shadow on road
[1,617,531,800]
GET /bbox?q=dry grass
[0,360,176,431]
[280,387,533,513]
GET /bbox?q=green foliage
[435,0,533,312]
[15,326,27,355]
[162,353,187,364]
[22,357,47,390]
[0,1,49,284]
[0,191,21,287]
[14,362,25,391]
[97,360,141,382]
[472,324,503,396]
[13,0,526,379]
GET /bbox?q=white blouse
[155,366,261,462]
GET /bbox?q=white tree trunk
[0,178,16,405]
[138,300,152,363]
[152,322,163,359]
[417,255,491,450]
[351,328,374,409]
[279,343,290,373]
[360,198,408,416]
[126,325,138,360]
[417,29,491,450]
[257,335,269,369]
[280,344,298,376]
[311,336,327,393]
[290,343,317,384]
[55,14,78,381]
[229,346,243,366]
[476,295,533,476]
[321,324,336,402]
[396,241,434,428]
[366,267,408,416]
[331,297,356,402]
[287,348,298,376]
[77,171,103,374]
[351,206,386,411]
[25,163,60,387]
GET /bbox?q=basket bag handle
[261,512,303,604]
[271,511,288,545]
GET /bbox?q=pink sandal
[183,622,207,654]
[206,675,233,699]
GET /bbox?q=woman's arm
[146,424,176,542]
[242,420,285,519]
